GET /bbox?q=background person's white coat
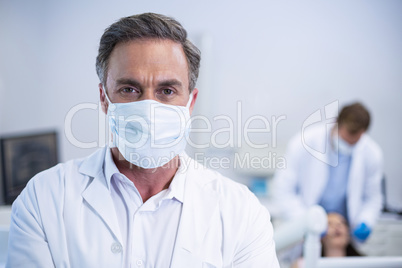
[273,125,383,230]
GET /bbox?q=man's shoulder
[25,148,104,193]
[358,134,383,162]
[184,157,267,225]
[14,148,107,211]
[185,156,258,205]
[23,158,80,195]
[360,134,382,151]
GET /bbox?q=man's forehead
[106,38,190,88]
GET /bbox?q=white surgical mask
[332,132,354,156]
[105,92,192,169]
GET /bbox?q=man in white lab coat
[6,13,279,267]
[273,102,383,244]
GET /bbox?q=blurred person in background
[321,213,361,257]
[273,102,383,244]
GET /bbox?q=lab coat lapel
[305,131,330,205]
[305,155,329,205]
[347,138,365,224]
[79,147,122,244]
[171,159,220,266]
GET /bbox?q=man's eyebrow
[158,79,183,88]
[115,78,142,88]
[114,78,183,88]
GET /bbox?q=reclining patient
[292,213,361,268]
[321,213,362,257]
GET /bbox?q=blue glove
[353,222,371,242]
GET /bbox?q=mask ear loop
[103,85,117,147]
[103,85,114,106]
[186,92,194,109]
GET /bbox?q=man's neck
[111,148,180,202]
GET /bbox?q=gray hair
[96,13,201,92]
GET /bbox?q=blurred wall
[0,0,401,208]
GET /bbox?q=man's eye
[162,88,173,95]
[122,87,135,93]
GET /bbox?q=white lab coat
[6,147,279,268]
[273,125,383,230]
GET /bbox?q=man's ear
[189,88,198,115]
[99,83,108,114]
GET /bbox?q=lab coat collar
[104,147,120,191]
[78,146,107,178]
[167,153,188,203]
[171,155,221,265]
[78,148,222,263]
[78,147,123,244]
